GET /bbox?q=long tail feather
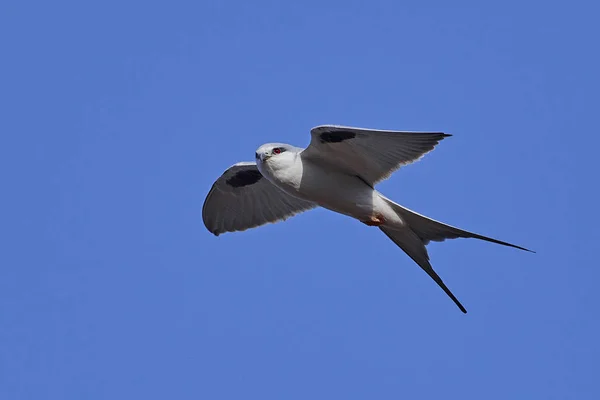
[380,226,467,313]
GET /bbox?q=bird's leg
[361,214,385,226]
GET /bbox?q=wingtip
[206,228,220,237]
[442,133,453,138]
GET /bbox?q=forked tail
[381,196,534,252]
[379,196,533,313]
[380,226,467,313]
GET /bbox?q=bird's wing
[203,162,316,236]
[380,226,467,313]
[301,125,451,185]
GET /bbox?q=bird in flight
[203,125,533,313]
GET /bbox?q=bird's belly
[262,157,399,225]
[291,165,388,221]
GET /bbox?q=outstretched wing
[301,125,451,185]
[203,162,316,236]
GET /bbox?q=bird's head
[255,143,296,165]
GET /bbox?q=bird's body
[256,145,398,227]
[203,125,533,313]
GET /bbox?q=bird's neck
[259,152,301,188]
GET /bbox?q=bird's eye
[273,147,282,155]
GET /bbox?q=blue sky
[1,1,599,398]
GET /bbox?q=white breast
[256,152,302,191]
[258,151,402,227]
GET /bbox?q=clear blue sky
[1,1,598,399]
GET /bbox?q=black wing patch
[226,169,262,188]
[319,129,356,143]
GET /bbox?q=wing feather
[203,162,316,236]
[302,125,451,185]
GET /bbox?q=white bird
[203,125,533,313]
